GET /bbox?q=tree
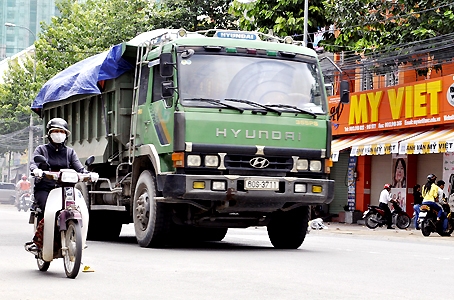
[36,0,152,81]
[148,0,237,31]
[321,0,454,52]
[230,0,328,41]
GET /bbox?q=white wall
[370,155,392,206]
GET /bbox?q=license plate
[419,212,427,218]
[244,179,279,191]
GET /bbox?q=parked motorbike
[17,192,32,212]
[25,155,97,278]
[363,200,411,229]
[419,204,454,237]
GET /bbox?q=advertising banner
[329,74,454,135]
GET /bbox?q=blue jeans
[413,204,420,228]
[421,201,448,231]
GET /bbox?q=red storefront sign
[329,74,454,135]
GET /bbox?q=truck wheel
[133,171,171,247]
[267,206,309,249]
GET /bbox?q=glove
[89,172,99,182]
[32,169,43,178]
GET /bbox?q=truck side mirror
[340,80,350,104]
[161,81,175,98]
[160,53,174,77]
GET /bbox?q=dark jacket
[413,190,423,205]
[30,143,86,192]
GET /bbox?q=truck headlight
[205,155,219,167]
[294,183,307,193]
[310,160,322,172]
[187,155,201,167]
[296,159,308,170]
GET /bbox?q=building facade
[328,54,454,216]
[0,0,61,60]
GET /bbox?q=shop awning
[331,130,425,161]
[399,128,454,154]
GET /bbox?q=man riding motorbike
[379,184,394,229]
[421,174,448,233]
[15,174,31,208]
[25,118,98,252]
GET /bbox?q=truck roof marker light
[226,47,237,53]
[172,152,185,168]
[266,50,277,56]
[246,48,257,54]
[280,51,296,58]
[177,29,187,38]
[283,36,294,44]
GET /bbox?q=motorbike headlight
[60,171,79,183]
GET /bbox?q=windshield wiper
[223,98,282,115]
[265,104,317,119]
[183,98,244,113]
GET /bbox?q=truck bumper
[160,174,334,212]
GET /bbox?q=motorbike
[418,203,454,237]
[363,200,411,229]
[25,154,96,278]
[17,192,33,212]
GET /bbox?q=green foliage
[230,0,328,40]
[148,0,237,31]
[321,0,454,52]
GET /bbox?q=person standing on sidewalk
[379,184,394,229]
[413,184,423,230]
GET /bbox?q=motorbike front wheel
[396,214,411,229]
[63,220,82,279]
[365,213,381,229]
[37,257,50,272]
[420,219,432,237]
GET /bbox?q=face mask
[50,132,66,143]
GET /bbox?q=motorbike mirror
[85,155,95,167]
[34,155,50,170]
[34,155,46,164]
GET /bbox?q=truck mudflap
[159,174,334,208]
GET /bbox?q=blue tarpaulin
[32,43,133,114]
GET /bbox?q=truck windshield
[178,53,326,114]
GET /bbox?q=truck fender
[136,144,162,175]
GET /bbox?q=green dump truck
[33,29,348,249]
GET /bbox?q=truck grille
[224,154,293,172]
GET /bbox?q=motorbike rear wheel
[421,219,432,237]
[63,220,82,279]
[396,214,411,229]
[365,213,381,229]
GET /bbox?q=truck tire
[133,170,171,247]
[267,206,309,249]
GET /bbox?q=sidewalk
[308,221,454,240]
